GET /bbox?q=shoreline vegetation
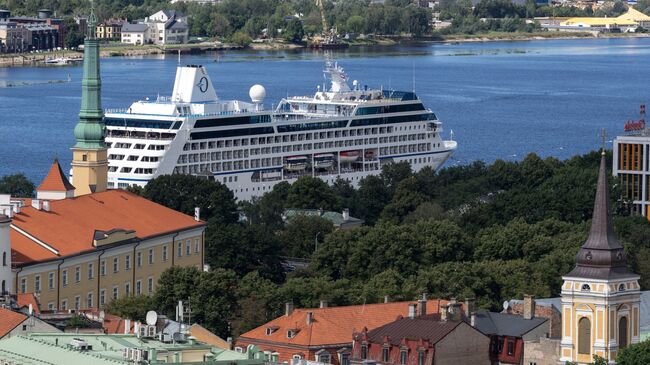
[0,31,648,68]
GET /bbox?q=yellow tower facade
[560,154,641,364]
[71,3,108,196]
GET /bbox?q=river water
[1,37,650,183]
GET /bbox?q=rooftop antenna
[600,129,606,155]
[412,61,416,93]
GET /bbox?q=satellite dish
[146,310,158,326]
[503,301,509,311]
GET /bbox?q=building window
[99,289,106,306]
[498,338,504,353]
[194,239,200,253]
[619,316,628,349]
[581,284,591,292]
[48,303,54,310]
[136,280,141,295]
[319,353,331,364]
[400,350,407,365]
[578,317,591,355]
[382,347,390,362]
[75,267,80,283]
[340,353,350,365]
[125,255,131,271]
[507,341,514,356]
[100,260,106,276]
[74,296,80,310]
[417,350,426,365]
[112,286,119,300]
[34,275,41,293]
[148,249,154,265]
[137,252,142,267]
[162,245,168,261]
[147,277,153,294]
[186,240,191,256]
[113,257,119,273]
[62,270,68,287]
[61,299,68,310]
[178,242,183,257]
[361,345,368,360]
[2,252,6,266]
[87,292,93,308]
[88,263,94,279]
[20,278,26,293]
[125,282,131,296]
[48,272,55,290]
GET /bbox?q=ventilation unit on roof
[69,338,92,351]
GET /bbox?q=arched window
[2,251,5,266]
[581,284,591,292]
[578,317,591,355]
[619,317,628,349]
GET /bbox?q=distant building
[96,19,127,40]
[283,208,364,229]
[0,20,28,53]
[0,332,266,364]
[121,23,148,45]
[237,299,451,364]
[351,301,490,365]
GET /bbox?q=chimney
[449,297,457,305]
[470,314,476,327]
[448,303,462,322]
[42,200,50,212]
[384,295,390,303]
[418,293,427,316]
[124,319,131,334]
[523,295,535,320]
[31,199,42,210]
[464,297,475,317]
[408,303,417,319]
[440,305,448,321]
[306,312,314,325]
[285,302,294,317]
[320,300,328,308]
[342,209,350,221]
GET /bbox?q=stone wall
[523,337,560,365]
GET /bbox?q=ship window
[120,167,132,173]
[135,144,145,149]
[127,155,138,161]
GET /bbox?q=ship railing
[105,109,258,118]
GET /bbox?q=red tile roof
[10,189,205,264]
[364,313,465,345]
[37,159,75,192]
[16,293,41,315]
[238,300,448,348]
[0,307,27,338]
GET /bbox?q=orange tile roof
[238,300,448,347]
[10,189,205,264]
[37,159,75,192]
[16,293,40,315]
[0,307,27,338]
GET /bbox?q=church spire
[70,0,108,196]
[565,146,633,280]
[73,0,104,150]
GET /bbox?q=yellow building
[5,160,206,311]
[560,153,641,364]
[560,8,650,30]
[95,20,125,40]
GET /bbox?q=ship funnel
[171,65,218,103]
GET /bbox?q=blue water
[1,37,650,183]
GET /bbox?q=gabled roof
[0,307,27,338]
[190,324,230,349]
[10,189,205,264]
[238,300,447,347]
[365,313,467,346]
[472,310,547,337]
[122,23,147,32]
[616,8,650,22]
[16,293,40,315]
[37,159,75,193]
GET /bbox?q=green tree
[346,15,365,33]
[232,271,281,336]
[617,340,650,364]
[277,215,334,258]
[286,176,338,211]
[229,31,252,46]
[105,295,155,322]
[0,173,35,197]
[283,18,305,42]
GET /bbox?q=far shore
[1,31,649,68]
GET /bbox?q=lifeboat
[284,156,309,171]
[314,153,335,168]
[339,151,360,163]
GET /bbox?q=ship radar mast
[324,59,350,93]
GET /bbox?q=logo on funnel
[197,77,209,93]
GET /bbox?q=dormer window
[287,329,300,338]
[266,326,279,335]
[581,284,591,292]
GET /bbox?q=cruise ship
[103,61,457,200]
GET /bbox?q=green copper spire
[73,0,105,149]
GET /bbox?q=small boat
[339,151,360,163]
[314,153,335,168]
[43,57,82,65]
[284,156,309,171]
